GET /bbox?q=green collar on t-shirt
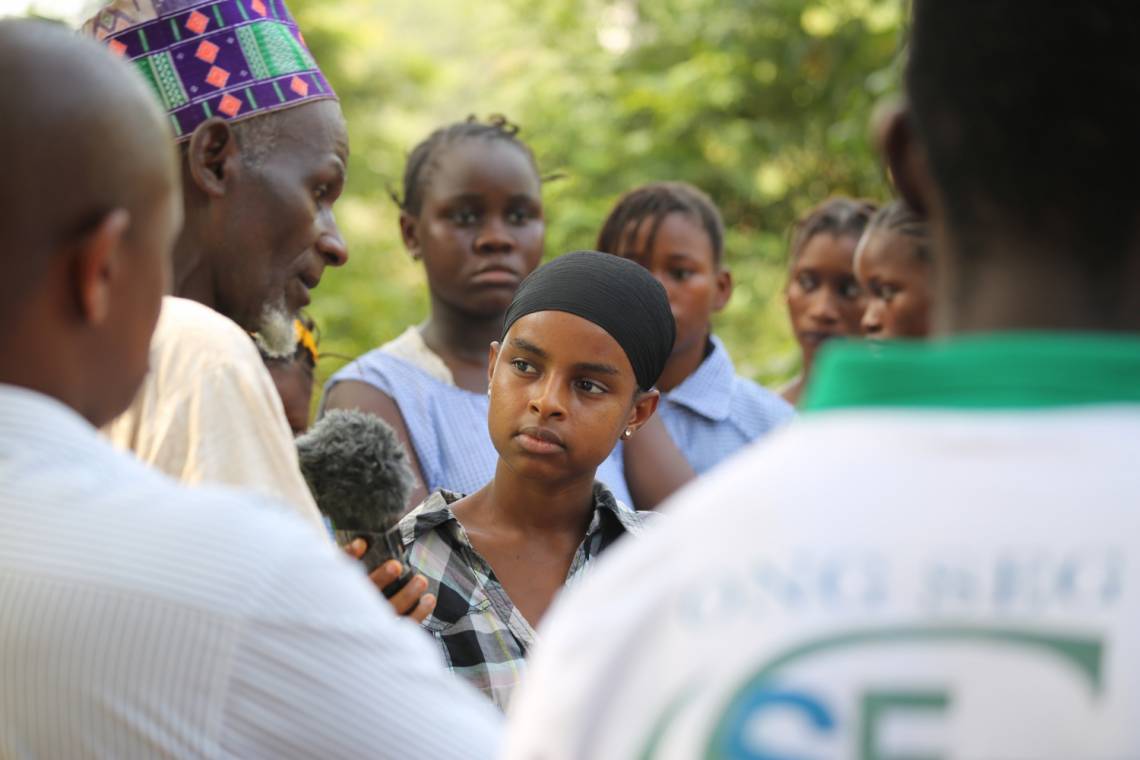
[804,332,1140,411]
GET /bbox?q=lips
[470,265,521,287]
[799,330,838,347]
[515,426,566,455]
[291,269,322,308]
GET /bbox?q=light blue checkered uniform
[326,350,633,507]
[658,336,795,474]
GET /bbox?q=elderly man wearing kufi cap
[84,0,347,532]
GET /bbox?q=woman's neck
[478,461,598,536]
[420,296,505,365]
[655,333,710,392]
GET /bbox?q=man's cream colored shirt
[104,296,324,533]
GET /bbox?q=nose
[528,374,567,421]
[316,211,349,267]
[474,215,516,255]
[806,288,841,326]
[862,299,885,336]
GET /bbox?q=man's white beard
[253,302,296,359]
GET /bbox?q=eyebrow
[510,337,549,358]
[444,193,485,205]
[574,361,620,376]
[510,337,621,376]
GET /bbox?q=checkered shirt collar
[404,482,645,544]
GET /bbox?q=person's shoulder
[151,297,262,371]
[399,490,464,547]
[172,482,378,608]
[329,334,452,392]
[566,423,828,593]
[38,445,345,618]
[729,373,797,432]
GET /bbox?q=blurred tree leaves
[290,0,905,389]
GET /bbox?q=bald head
[0,19,181,426]
[0,19,176,317]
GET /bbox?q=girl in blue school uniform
[596,181,794,507]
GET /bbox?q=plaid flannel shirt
[398,483,650,711]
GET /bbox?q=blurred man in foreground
[504,2,1140,757]
[0,19,499,757]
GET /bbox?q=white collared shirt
[104,296,324,534]
[0,384,501,758]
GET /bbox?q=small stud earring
[622,428,633,440]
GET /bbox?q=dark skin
[173,99,350,332]
[323,137,545,506]
[617,213,733,392]
[0,22,181,428]
[781,233,865,405]
[265,353,316,435]
[854,227,932,338]
[879,103,1140,334]
[449,311,658,626]
[614,211,735,507]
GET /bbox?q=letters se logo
[641,627,1104,760]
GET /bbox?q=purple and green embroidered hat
[82,0,336,142]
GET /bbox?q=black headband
[502,251,676,391]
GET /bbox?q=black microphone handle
[338,524,414,599]
[380,566,415,599]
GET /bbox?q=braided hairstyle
[394,115,540,215]
[596,181,726,267]
[788,197,878,265]
[865,200,931,263]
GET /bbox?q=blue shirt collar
[664,335,735,421]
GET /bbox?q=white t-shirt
[104,296,324,533]
[503,333,1140,760]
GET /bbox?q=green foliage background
[290,0,905,390]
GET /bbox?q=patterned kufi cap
[81,0,336,142]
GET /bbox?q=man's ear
[487,340,501,387]
[186,118,241,198]
[712,267,733,313]
[399,211,422,261]
[625,388,660,435]
[877,101,933,217]
[72,208,130,326]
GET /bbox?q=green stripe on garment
[272,79,285,102]
[201,100,213,118]
[168,18,182,42]
[169,114,182,137]
[235,0,249,21]
[211,3,224,28]
[137,27,149,53]
[244,87,259,110]
[804,332,1140,411]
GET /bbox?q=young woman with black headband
[394,251,675,711]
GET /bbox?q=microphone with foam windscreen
[296,409,415,598]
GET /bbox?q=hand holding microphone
[297,410,435,620]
